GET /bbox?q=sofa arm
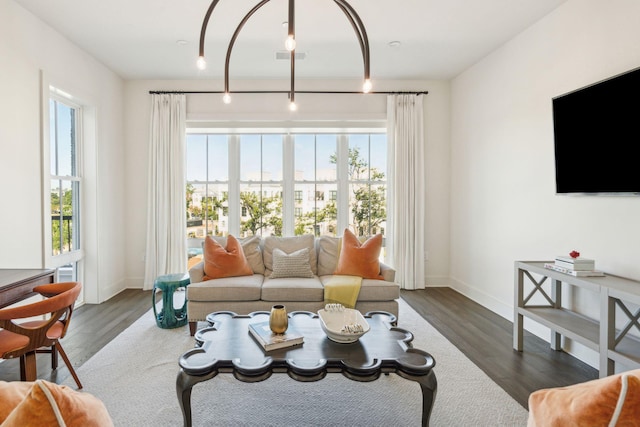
[189,261,205,284]
[380,262,395,282]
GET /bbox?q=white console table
[513,261,640,377]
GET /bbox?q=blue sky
[50,99,75,177]
[186,133,386,182]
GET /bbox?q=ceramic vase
[269,304,288,334]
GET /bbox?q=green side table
[152,273,190,329]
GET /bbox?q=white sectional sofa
[187,234,400,335]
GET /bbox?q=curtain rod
[148,90,428,95]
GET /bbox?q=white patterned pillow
[264,235,317,275]
[270,248,314,279]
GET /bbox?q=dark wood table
[177,310,437,427]
[0,269,56,308]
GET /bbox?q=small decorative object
[318,307,370,343]
[269,304,288,334]
[569,250,580,258]
[324,303,345,312]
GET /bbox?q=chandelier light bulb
[196,56,207,70]
[222,93,231,104]
[285,35,296,52]
[363,79,372,93]
[289,101,297,111]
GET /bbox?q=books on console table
[248,321,304,352]
[544,263,604,277]
[554,256,595,271]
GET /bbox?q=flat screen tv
[552,66,640,195]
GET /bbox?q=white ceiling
[14,0,568,81]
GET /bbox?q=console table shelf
[513,261,640,377]
[517,307,600,351]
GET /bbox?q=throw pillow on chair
[527,369,640,426]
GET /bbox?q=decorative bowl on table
[317,304,370,343]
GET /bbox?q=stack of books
[544,256,604,277]
[248,321,304,352]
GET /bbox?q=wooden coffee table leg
[415,370,438,427]
[176,371,194,427]
[176,370,218,427]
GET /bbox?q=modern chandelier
[196,0,372,111]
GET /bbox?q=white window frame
[43,89,85,283]
[186,127,386,238]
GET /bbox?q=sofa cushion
[203,235,253,280]
[527,369,640,427]
[261,276,324,302]
[210,235,264,275]
[270,248,314,279]
[0,379,113,427]
[188,274,264,302]
[334,229,383,279]
[264,235,317,275]
[317,236,341,276]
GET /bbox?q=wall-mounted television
[552,66,640,195]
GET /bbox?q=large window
[186,130,387,249]
[49,97,82,282]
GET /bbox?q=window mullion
[228,135,241,235]
[336,134,349,233]
[282,133,294,235]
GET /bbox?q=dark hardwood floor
[0,289,155,385]
[401,288,598,408]
[0,287,597,409]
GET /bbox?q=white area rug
[66,299,528,426]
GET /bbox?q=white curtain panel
[143,94,187,289]
[387,95,426,290]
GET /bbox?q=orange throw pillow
[0,381,33,422]
[334,229,383,280]
[202,235,253,281]
[528,369,640,427]
[1,380,113,427]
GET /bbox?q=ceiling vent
[275,51,307,60]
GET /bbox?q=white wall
[450,0,640,367]
[0,0,126,303]
[123,79,451,289]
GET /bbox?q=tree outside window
[185,131,386,258]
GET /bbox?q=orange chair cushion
[19,320,64,340]
[0,379,113,426]
[334,229,383,280]
[202,234,253,281]
[0,330,30,357]
[527,369,640,427]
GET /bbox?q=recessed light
[176,40,189,46]
[388,40,401,48]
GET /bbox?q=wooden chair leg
[51,344,59,369]
[21,352,38,382]
[55,342,82,389]
[19,355,27,381]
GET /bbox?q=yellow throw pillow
[1,380,113,427]
[202,234,253,281]
[528,369,640,427]
[334,228,383,280]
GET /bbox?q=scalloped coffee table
[177,310,437,427]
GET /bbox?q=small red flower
[569,250,580,258]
